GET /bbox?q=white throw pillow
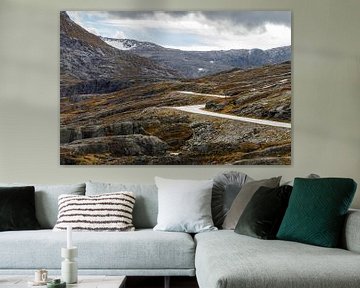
[153,177,217,233]
[53,192,135,231]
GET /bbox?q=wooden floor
[126,276,199,288]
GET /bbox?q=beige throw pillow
[222,177,281,230]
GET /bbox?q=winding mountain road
[168,91,291,129]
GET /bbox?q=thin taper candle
[67,225,72,248]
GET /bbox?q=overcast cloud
[67,11,291,51]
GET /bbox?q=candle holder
[61,247,78,284]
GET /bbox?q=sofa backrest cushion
[0,183,86,229]
[212,171,251,228]
[342,209,360,253]
[86,181,158,229]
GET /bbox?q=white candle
[67,225,72,249]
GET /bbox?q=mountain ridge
[102,36,291,78]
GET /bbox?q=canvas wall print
[60,11,291,165]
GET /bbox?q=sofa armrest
[342,209,360,253]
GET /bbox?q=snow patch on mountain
[100,37,137,50]
[100,37,164,51]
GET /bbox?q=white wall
[0,0,359,208]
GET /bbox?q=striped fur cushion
[53,192,136,231]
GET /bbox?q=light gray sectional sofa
[0,181,360,288]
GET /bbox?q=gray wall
[0,0,359,208]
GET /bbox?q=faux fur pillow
[53,192,135,231]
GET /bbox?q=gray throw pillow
[153,177,217,233]
[222,177,281,230]
[212,171,252,228]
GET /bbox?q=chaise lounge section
[195,213,360,288]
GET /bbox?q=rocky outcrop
[60,127,82,144]
[233,157,290,165]
[61,135,168,162]
[205,101,226,111]
[144,123,193,149]
[241,143,291,159]
[233,102,291,122]
[232,144,291,165]
[60,122,145,144]
[264,103,291,121]
[61,79,138,98]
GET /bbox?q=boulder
[111,122,144,135]
[60,122,145,144]
[205,101,226,111]
[146,123,193,149]
[61,135,168,157]
[60,127,82,144]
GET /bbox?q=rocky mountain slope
[102,36,291,78]
[60,12,179,97]
[199,61,291,122]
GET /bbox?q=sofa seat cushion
[0,229,195,270]
[195,230,360,288]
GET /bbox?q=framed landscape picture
[60,11,291,165]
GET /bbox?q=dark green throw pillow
[235,185,292,239]
[0,186,41,231]
[277,178,357,247]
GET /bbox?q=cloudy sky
[67,11,291,51]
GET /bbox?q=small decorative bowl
[47,279,66,288]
